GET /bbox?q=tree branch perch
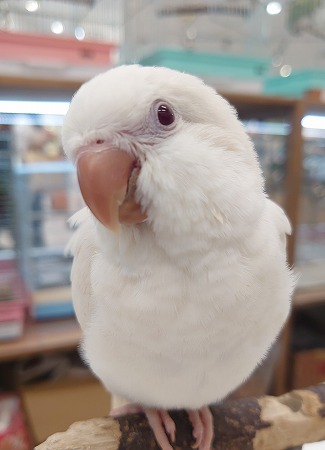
[36,384,325,450]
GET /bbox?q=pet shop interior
[0,1,325,449]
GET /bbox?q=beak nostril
[96,139,104,144]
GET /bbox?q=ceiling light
[0,100,69,115]
[302,115,325,130]
[51,21,64,35]
[280,64,292,77]
[25,0,39,12]
[266,2,282,15]
[75,26,85,41]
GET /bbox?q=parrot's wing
[266,198,292,247]
[66,208,97,331]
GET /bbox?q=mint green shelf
[139,48,269,79]
[138,49,325,98]
[264,70,325,98]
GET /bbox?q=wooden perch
[36,384,325,450]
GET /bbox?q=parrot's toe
[159,410,176,442]
[198,406,214,450]
[145,408,175,450]
[187,406,214,450]
[188,409,204,448]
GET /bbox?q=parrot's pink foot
[111,404,175,450]
[187,406,214,450]
[111,404,213,450]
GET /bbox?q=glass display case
[244,111,325,291]
[295,116,325,289]
[244,120,290,207]
[0,100,83,319]
[0,125,15,260]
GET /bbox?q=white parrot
[63,65,295,450]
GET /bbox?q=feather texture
[63,65,295,411]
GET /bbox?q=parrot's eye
[157,103,175,126]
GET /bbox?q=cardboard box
[292,348,325,389]
[20,374,111,444]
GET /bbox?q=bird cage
[122,0,271,80]
[122,0,325,94]
[0,0,123,44]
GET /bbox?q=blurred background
[0,0,324,448]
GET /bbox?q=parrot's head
[62,65,264,241]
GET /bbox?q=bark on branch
[36,384,325,450]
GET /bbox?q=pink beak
[76,144,147,231]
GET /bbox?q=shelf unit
[0,317,81,362]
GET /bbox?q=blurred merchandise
[0,100,84,320]
[0,126,15,257]
[13,158,80,319]
[31,287,74,320]
[0,261,30,342]
[0,393,31,450]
